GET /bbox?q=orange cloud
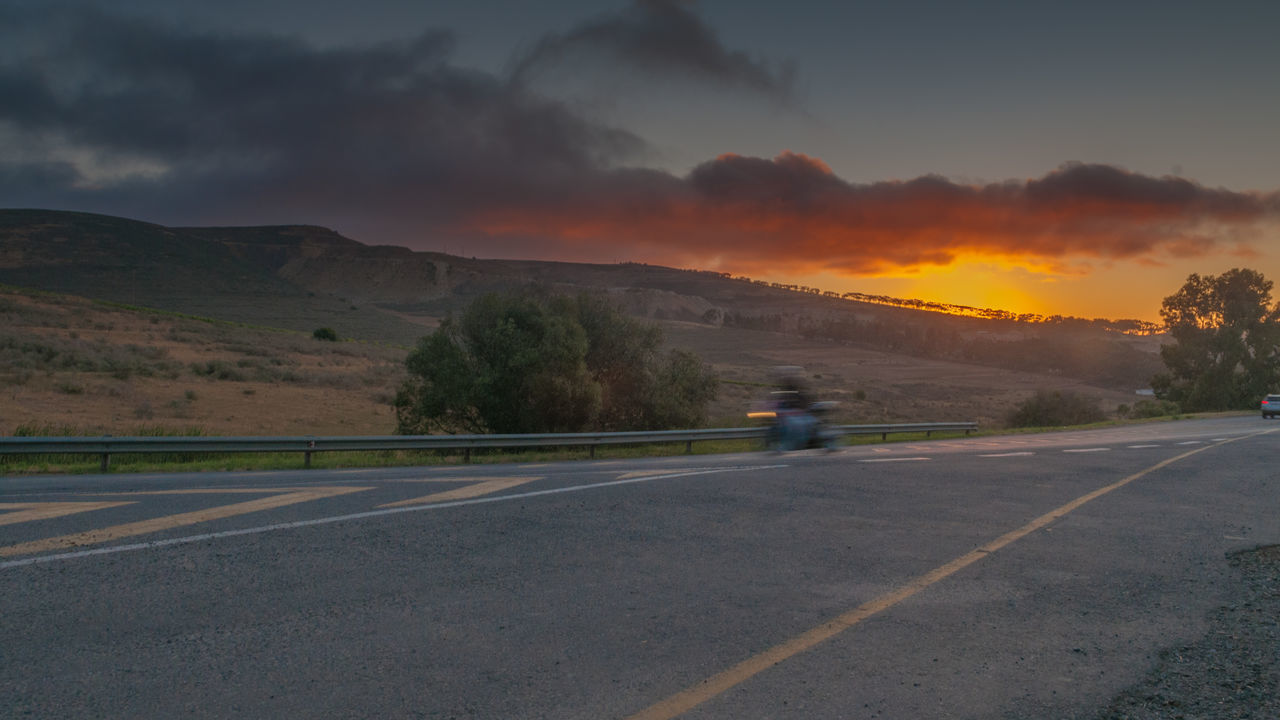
[454,157,1280,279]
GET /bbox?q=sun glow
[794,258,1056,317]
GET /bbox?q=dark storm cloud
[1025,162,1266,218]
[3,4,1276,277]
[0,3,646,230]
[460,156,1280,275]
[508,0,796,103]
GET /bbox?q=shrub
[1007,390,1107,428]
[395,290,718,434]
[189,360,246,381]
[313,327,339,341]
[1130,398,1181,418]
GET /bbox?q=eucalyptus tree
[1152,268,1280,411]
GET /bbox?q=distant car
[1262,394,1280,418]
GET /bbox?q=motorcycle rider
[768,366,822,451]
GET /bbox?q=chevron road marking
[377,477,541,508]
[0,486,370,558]
[0,501,134,527]
[1,465,787,570]
[615,469,701,480]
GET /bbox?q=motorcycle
[750,391,841,452]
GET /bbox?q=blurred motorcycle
[749,390,841,452]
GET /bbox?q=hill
[0,209,1169,430]
[0,285,1144,436]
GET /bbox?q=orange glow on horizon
[446,156,1280,325]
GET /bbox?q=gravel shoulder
[1094,545,1280,719]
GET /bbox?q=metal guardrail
[0,422,978,471]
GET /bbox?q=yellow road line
[382,476,527,484]
[0,501,134,527]
[0,486,370,558]
[377,477,541,508]
[624,435,1256,720]
[616,469,698,480]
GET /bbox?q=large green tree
[1152,268,1280,411]
[394,290,718,434]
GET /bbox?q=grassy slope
[1,286,1145,440]
[1,287,406,437]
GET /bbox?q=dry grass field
[1,288,406,437]
[661,321,1142,428]
[1,286,1146,438]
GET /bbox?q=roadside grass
[977,409,1252,436]
[4,411,1248,475]
[10,410,1256,475]
[0,438,772,474]
[0,426,1047,475]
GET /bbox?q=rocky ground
[1093,545,1280,719]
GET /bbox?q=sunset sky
[3,0,1279,321]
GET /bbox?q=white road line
[1063,448,1110,453]
[1,464,786,570]
[1177,441,1203,445]
[979,452,1034,458]
[1127,444,1161,449]
[859,457,930,463]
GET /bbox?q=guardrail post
[101,435,110,472]
[305,439,315,469]
[685,440,693,454]
[589,445,595,459]
[465,448,471,463]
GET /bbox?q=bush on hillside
[1006,390,1107,428]
[394,289,719,435]
[1119,398,1182,419]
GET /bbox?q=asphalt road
[2,416,1278,719]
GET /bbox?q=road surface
[2,416,1277,718]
